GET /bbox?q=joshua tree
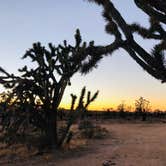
[58,86,99,147]
[0,29,99,149]
[82,0,166,83]
[135,96,150,120]
[117,101,126,118]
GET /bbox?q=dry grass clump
[78,120,109,139]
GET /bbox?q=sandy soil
[1,121,166,166]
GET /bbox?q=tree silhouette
[83,0,166,83]
[135,96,150,121]
[0,29,99,149]
[117,101,126,118]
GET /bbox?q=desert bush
[92,127,108,139]
[78,120,94,130]
[79,120,108,139]
[0,87,99,153]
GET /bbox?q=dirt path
[55,123,166,166]
[1,122,166,166]
[106,123,166,166]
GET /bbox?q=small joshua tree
[58,86,99,147]
[117,101,126,118]
[0,29,99,149]
[135,96,150,121]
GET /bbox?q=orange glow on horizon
[60,100,166,111]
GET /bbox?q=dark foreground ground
[1,120,166,166]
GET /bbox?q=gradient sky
[0,0,165,111]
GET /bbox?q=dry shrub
[78,120,108,139]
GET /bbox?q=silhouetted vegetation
[54,96,165,122]
[0,1,165,159]
[117,101,126,119]
[0,87,99,151]
[61,109,166,122]
[135,97,150,121]
[83,0,166,83]
[0,30,99,151]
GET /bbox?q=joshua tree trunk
[45,80,68,149]
[49,110,58,149]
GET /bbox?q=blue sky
[0,0,165,110]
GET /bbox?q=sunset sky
[0,0,165,111]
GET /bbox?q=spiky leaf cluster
[0,29,99,107]
[85,0,166,83]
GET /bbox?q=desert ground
[1,121,166,166]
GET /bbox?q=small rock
[102,160,111,166]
